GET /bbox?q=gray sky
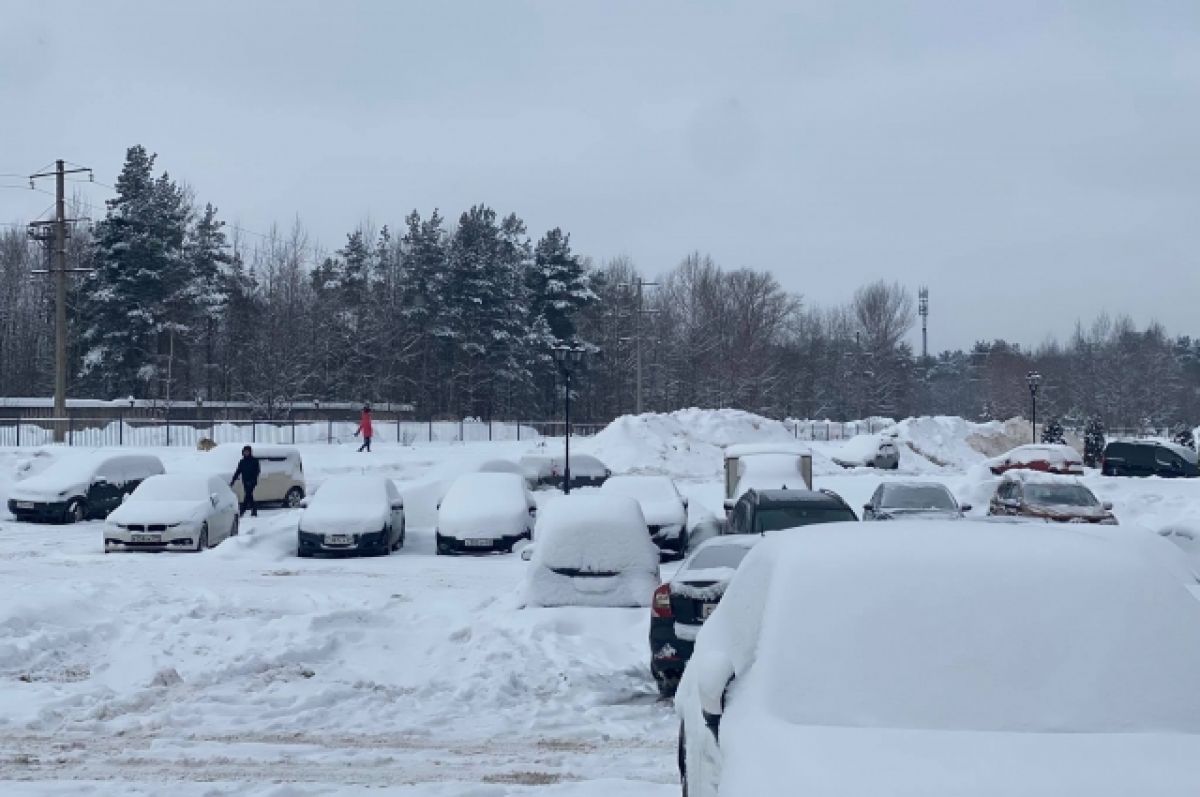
[3,1,1198,352]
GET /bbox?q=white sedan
[600,474,689,557]
[677,520,1200,796]
[103,474,239,553]
[296,474,405,557]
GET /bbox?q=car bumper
[649,616,695,678]
[436,530,530,554]
[105,526,201,551]
[298,529,387,555]
[649,524,686,552]
[7,499,70,521]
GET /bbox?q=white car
[677,520,1200,796]
[600,474,689,557]
[435,472,536,555]
[296,474,405,557]
[103,473,239,553]
[523,494,661,608]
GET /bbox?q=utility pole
[619,277,658,415]
[29,160,93,441]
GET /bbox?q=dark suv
[724,488,858,535]
[1102,440,1198,479]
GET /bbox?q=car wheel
[67,500,86,524]
[297,548,312,558]
[656,672,679,698]
[284,487,304,508]
[195,523,209,552]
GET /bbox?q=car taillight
[652,584,673,618]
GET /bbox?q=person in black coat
[230,445,261,517]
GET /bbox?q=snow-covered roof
[130,473,217,502]
[439,472,530,538]
[994,443,1082,463]
[531,494,659,572]
[724,442,811,459]
[999,469,1085,485]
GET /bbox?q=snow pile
[586,409,799,478]
[525,494,661,608]
[438,472,531,540]
[890,416,1026,470]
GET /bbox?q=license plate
[131,533,161,543]
[466,538,492,548]
[15,502,35,510]
[701,603,718,619]
[325,534,352,545]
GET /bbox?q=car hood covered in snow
[718,717,1200,797]
[299,504,389,535]
[108,500,209,526]
[439,473,530,539]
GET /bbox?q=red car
[988,444,1084,476]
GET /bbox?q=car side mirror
[863,504,873,513]
[528,506,537,515]
[693,650,735,739]
[390,501,404,511]
[520,546,534,562]
[722,499,735,512]
[960,503,972,512]
[298,498,309,509]
[1102,501,1113,511]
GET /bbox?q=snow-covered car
[722,443,812,511]
[724,488,858,534]
[650,535,760,697]
[522,494,661,608]
[600,474,690,557]
[677,521,1200,796]
[103,473,238,553]
[988,471,1117,524]
[863,481,967,520]
[8,452,164,523]
[987,443,1084,476]
[519,452,611,491]
[476,458,529,483]
[831,433,900,470]
[435,472,536,555]
[194,443,306,508]
[296,474,405,557]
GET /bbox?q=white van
[196,444,306,508]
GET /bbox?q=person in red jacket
[354,404,373,452]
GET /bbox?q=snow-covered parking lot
[2,411,1199,795]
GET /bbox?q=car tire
[67,500,86,524]
[194,523,209,552]
[297,548,312,558]
[656,672,680,698]
[284,487,304,508]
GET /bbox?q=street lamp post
[1026,371,1042,443]
[552,345,587,494]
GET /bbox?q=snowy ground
[1,412,1198,794]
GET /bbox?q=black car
[1102,440,1198,479]
[7,453,165,523]
[724,488,858,535]
[649,536,760,697]
[862,481,968,520]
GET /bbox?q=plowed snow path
[0,512,677,795]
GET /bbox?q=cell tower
[918,287,929,360]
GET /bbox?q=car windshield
[1025,484,1098,507]
[881,485,955,510]
[602,476,672,501]
[133,477,208,502]
[755,506,856,532]
[686,545,752,571]
[314,478,385,505]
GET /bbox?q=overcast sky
[3,1,1198,352]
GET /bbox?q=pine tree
[1040,417,1066,445]
[1083,415,1106,467]
[528,228,596,343]
[80,146,191,397]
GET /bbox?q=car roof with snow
[998,469,1086,484]
[311,473,393,502]
[998,443,1081,458]
[743,488,849,508]
[531,494,658,570]
[724,442,811,459]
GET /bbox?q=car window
[881,485,955,510]
[95,460,122,484]
[1025,484,1099,507]
[685,545,753,571]
[754,505,856,532]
